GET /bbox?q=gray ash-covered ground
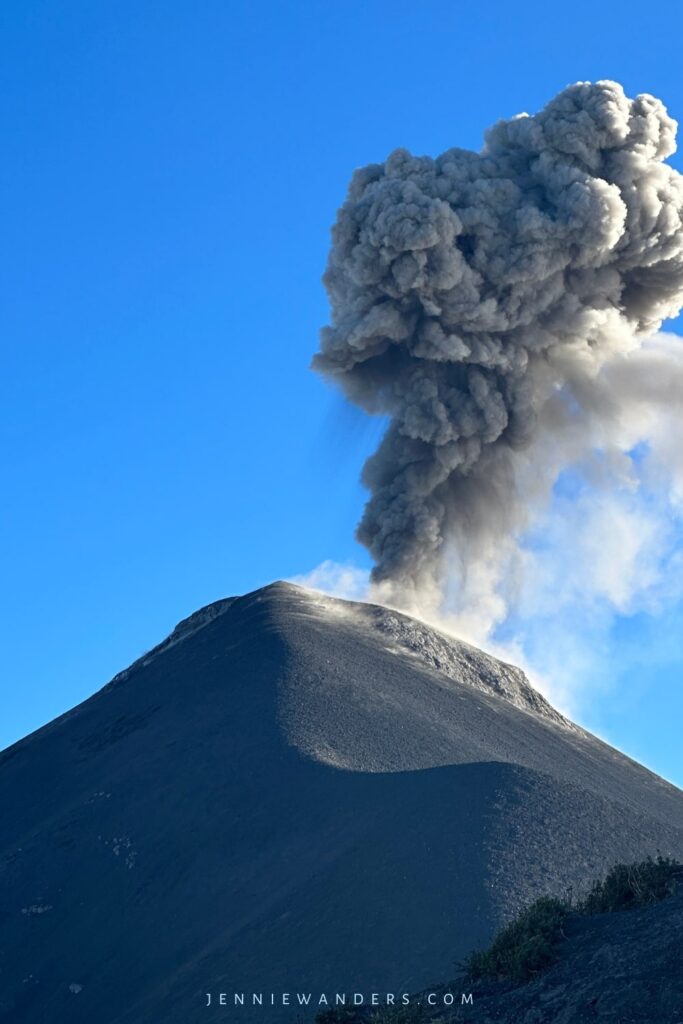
[1,582,683,1023]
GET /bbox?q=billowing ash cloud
[314,81,683,600]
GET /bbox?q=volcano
[1,581,682,1023]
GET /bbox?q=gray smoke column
[314,80,683,600]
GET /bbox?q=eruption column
[314,81,683,602]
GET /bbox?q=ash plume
[314,80,683,604]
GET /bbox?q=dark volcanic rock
[1,581,682,1023]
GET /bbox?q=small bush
[578,855,682,914]
[463,895,569,983]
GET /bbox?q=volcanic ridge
[1,581,682,1023]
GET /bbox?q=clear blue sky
[1,0,682,784]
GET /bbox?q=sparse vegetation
[579,855,682,914]
[463,855,682,984]
[464,895,569,983]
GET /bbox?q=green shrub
[578,855,682,914]
[462,855,682,985]
[463,895,569,983]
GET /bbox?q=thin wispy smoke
[314,80,683,611]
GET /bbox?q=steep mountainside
[1,582,682,1023]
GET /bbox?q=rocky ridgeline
[366,603,571,730]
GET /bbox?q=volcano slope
[1,581,682,1023]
